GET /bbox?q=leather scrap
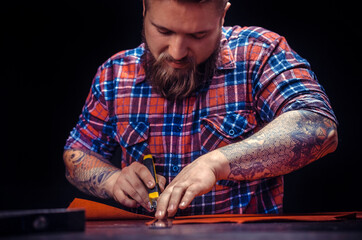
[68,198,152,220]
[68,198,361,224]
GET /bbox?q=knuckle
[113,187,124,198]
[158,175,166,183]
[173,185,185,193]
[187,185,199,195]
[127,189,138,199]
[121,167,131,175]
[131,161,142,170]
[115,174,126,184]
[158,191,170,202]
[140,167,153,180]
[114,192,130,206]
[118,198,128,206]
[112,187,139,208]
[123,199,136,208]
[185,190,196,199]
[132,180,142,189]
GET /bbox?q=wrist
[201,150,230,181]
[103,170,122,198]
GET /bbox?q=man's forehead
[150,21,213,35]
[145,0,221,30]
[145,0,219,10]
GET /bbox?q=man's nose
[168,35,188,61]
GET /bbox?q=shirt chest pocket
[115,121,150,165]
[200,110,257,153]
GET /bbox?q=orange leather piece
[68,198,361,224]
[68,198,153,220]
[170,213,356,225]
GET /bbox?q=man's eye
[158,29,172,35]
[191,33,207,39]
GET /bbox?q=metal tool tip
[150,200,157,211]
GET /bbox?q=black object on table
[0,208,84,236]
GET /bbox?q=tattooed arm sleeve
[218,110,338,181]
[63,149,120,199]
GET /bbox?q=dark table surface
[2,219,362,240]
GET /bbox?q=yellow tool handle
[143,154,161,210]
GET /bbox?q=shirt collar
[216,28,236,70]
[135,28,235,84]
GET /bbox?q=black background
[1,0,361,213]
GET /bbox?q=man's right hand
[106,162,166,211]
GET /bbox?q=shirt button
[228,129,235,136]
[172,165,179,172]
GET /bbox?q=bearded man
[63,0,338,220]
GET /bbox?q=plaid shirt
[65,26,337,215]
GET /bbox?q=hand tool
[143,154,161,211]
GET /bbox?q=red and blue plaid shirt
[65,26,337,215]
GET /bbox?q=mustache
[156,52,194,69]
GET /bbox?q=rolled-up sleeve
[64,64,118,159]
[252,34,337,124]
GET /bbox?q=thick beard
[141,34,220,101]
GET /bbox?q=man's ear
[221,2,231,26]
[143,0,146,17]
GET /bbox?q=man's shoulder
[94,44,146,88]
[100,44,145,70]
[223,25,282,46]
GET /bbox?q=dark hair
[144,0,229,14]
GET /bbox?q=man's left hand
[155,150,228,219]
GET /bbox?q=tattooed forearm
[63,149,120,198]
[218,110,338,181]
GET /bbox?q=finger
[124,173,152,211]
[123,163,154,209]
[157,175,166,192]
[179,185,198,209]
[155,189,172,219]
[113,188,138,208]
[135,162,156,189]
[166,185,186,218]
